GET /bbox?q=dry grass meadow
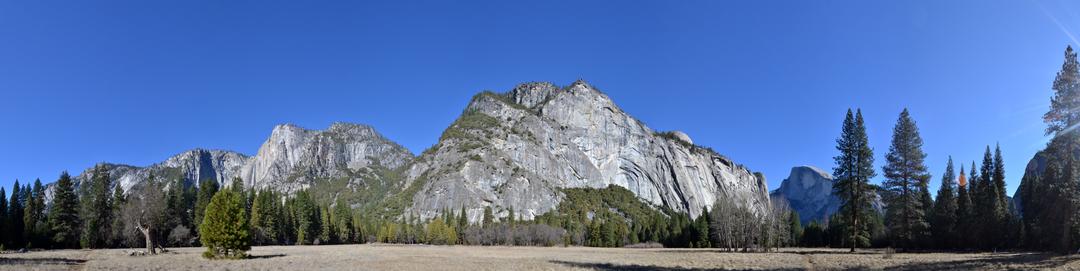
[2,244,1080,270]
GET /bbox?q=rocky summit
[71,122,413,196]
[770,166,842,224]
[771,165,885,224]
[65,80,770,223]
[403,80,770,222]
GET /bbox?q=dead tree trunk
[136,220,156,255]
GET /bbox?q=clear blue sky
[1,1,1075,197]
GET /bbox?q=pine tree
[456,205,468,243]
[966,162,980,248]
[832,109,877,252]
[199,188,250,259]
[694,206,711,248]
[293,190,317,245]
[319,205,332,244]
[20,183,32,247]
[80,165,112,248]
[164,177,191,246]
[251,190,282,245]
[482,206,493,229]
[507,207,516,227]
[992,144,1016,248]
[30,179,47,248]
[789,211,802,247]
[1018,45,1080,252]
[23,179,40,248]
[918,179,934,247]
[109,184,126,247]
[976,146,1007,250]
[1045,45,1080,135]
[931,157,959,249]
[48,172,80,248]
[881,109,931,250]
[194,178,219,233]
[993,144,1008,211]
[0,187,6,249]
[9,180,24,248]
[333,197,353,243]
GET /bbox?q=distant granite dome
[670,131,693,145]
[770,166,841,224]
[771,165,884,224]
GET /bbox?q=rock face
[771,165,886,224]
[403,81,771,222]
[73,149,248,194]
[770,166,842,224]
[237,122,413,194]
[71,123,412,194]
[1014,150,1054,215]
[59,80,771,225]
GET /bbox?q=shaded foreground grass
[1,245,1079,271]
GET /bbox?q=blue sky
[0,0,1075,197]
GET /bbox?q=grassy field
[2,245,1079,271]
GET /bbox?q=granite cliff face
[770,166,842,224]
[72,123,412,195]
[237,122,413,194]
[771,165,885,224]
[403,81,771,222]
[64,80,769,224]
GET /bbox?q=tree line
[7,47,1080,255]
[819,106,1019,252]
[816,48,1080,253]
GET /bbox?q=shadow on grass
[556,251,1080,271]
[789,250,882,255]
[248,254,286,260]
[654,249,881,255]
[0,257,86,266]
[549,260,803,271]
[882,252,1079,271]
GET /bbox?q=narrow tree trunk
[141,228,154,254]
[136,220,155,255]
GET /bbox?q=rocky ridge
[61,80,769,224]
[402,81,771,222]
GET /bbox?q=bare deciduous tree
[122,180,168,255]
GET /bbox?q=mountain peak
[508,82,559,108]
[407,79,770,222]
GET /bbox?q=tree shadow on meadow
[653,249,881,255]
[247,253,287,260]
[549,260,803,271]
[882,252,1080,271]
[0,257,87,266]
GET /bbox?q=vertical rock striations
[404,80,770,222]
[60,80,770,224]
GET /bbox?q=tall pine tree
[931,157,959,249]
[977,146,1006,250]
[48,172,80,248]
[1019,45,1080,252]
[109,184,126,247]
[881,109,931,250]
[80,164,112,248]
[194,178,220,234]
[993,144,1008,212]
[832,109,876,252]
[0,187,7,249]
[9,180,24,248]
